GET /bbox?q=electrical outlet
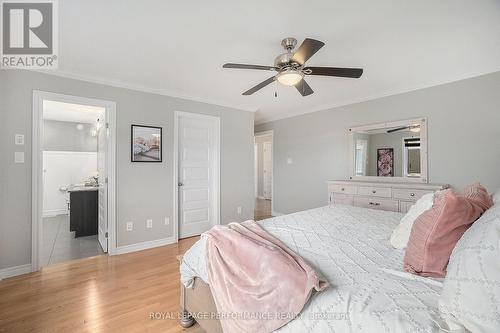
[237,206,242,215]
[164,217,170,225]
[126,222,133,231]
[146,219,153,228]
[15,134,24,145]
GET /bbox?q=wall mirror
[349,118,428,183]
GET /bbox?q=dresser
[327,180,448,213]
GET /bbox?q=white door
[254,144,258,197]
[263,141,272,200]
[178,113,220,239]
[97,112,108,252]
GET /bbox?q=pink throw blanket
[204,220,328,333]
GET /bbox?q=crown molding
[31,69,258,113]
[27,67,500,123]
[254,68,500,125]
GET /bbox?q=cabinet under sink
[69,188,98,238]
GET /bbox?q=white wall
[43,151,97,216]
[43,120,98,152]
[42,119,99,216]
[255,71,500,215]
[0,70,255,270]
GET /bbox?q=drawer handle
[369,202,381,206]
[341,188,345,191]
[372,190,377,194]
[410,193,415,197]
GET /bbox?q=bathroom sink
[67,185,98,192]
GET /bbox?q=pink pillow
[403,187,491,278]
[462,182,494,211]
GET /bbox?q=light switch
[15,134,24,145]
[14,152,24,163]
[287,157,293,164]
[126,222,133,231]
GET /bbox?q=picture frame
[131,125,162,162]
[377,148,394,177]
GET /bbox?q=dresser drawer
[330,193,354,206]
[354,196,399,212]
[393,189,433,202]
[358,186,392,198]
[399,201,415,214]
[328,184,357,195]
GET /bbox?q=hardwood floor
[254,198,272,221]
[0,237,202,333]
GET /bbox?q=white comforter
[181,205,446,332]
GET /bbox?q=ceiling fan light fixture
[276,69,304,86]
[410,124,421,133]
[223,38,363,96]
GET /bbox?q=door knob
[178,182,184,187]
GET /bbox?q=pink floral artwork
[377,148,394,177]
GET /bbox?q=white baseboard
[272,211,284,216]
[114,237,177,255]
[43,209,68,217]
[0,264,32,280]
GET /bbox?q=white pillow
[390,192,435,249]
[493,188,500,205]
[438,204,500,333]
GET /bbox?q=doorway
[174,111,220,239]
[32,91,116,271]
[254,131,273,220]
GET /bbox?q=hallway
[254,198,272,221]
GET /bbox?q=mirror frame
[348,117,428,183]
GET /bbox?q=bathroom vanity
[68,187,98,238]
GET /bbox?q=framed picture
[131,125,162,162]
[377,148,394,177]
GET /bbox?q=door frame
[254,143,258,197]
[254,130,274,215]
[173,111,221,241]
[262,141,273,200]
[32,91,117,272]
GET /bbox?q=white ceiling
[43,100,103,123]
[51,0,500,124]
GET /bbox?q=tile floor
[42,214,104,266]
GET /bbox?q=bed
[180,204,445,332]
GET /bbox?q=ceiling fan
[222,37,363,96]
[387,124,421,133]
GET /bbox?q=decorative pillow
[403,188,490,277]
[390,192,435,249]
[462,182,494,210]
[438,204,500,332]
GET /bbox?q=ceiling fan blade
[242,76,276,95]
[387,126,410,133]
[304,67,363,78]
[295,79,314,96]
[291,38,325,65]
[223,63,276,71]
